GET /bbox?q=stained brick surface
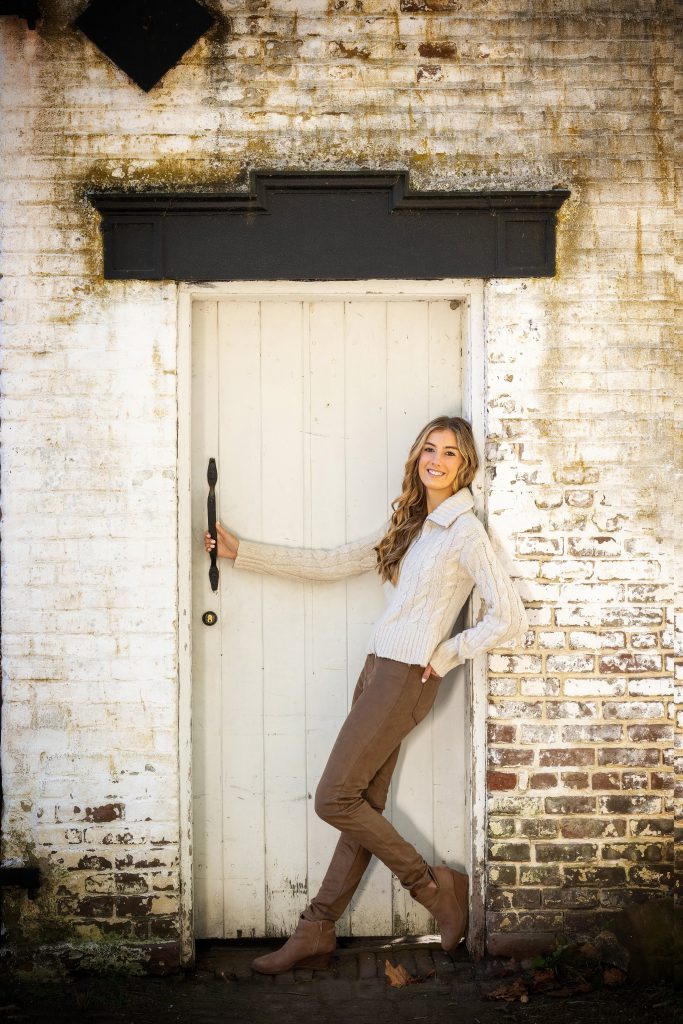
[0,0,677,961]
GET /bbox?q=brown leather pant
[302,653,442,923]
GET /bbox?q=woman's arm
[428,523,529,678]
[207,522,386,582]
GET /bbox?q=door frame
[175,279,488,965]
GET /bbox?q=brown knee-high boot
[251,915,336,975]
[410,866,469,954]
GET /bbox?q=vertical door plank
[428,302,467,875]
[427,300,463,419]
[191,301,224,939]
[260,301,308,936]
[385,301,434,934]
[217,301,266,937]
[305,301,352,930]
[343,300,392,936]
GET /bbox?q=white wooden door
[191,295,467,939]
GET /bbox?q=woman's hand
[204,521,240,561]
[421,664,442,684]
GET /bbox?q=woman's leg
[302,742,401,923]
[303,653,399,922]
[308,654,442,917]
[251,654,461,973]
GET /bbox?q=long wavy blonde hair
[374,416,479,584]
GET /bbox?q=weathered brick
[487,842,531,862]
[487,864,517,885]
[597,747,661,766]
[567,537,620,557]
[629,818,674,837]
[114,895,154,917]
[627,865,673,887]
[563,866,627,886]
[555,608,663,628]
[114,872,149,894]
[489,701,543,719]
[539,748,595,767]
[560,771,590,789]
[602,701,666,719]
[536,843,598,863]
[651,771,673,790]
[545,796,595,814]
[541,888,600,909]
[488,817,516,838]
[591,771,621,790]
[621,772,649,789]
[72,855,112,871]
[519,865,563,886]
[521,724,558,743]
[488,796,543,816]
[521,676,561,696]
[55,802,125,825]
[602,842,671,863]
[563,677,626,697]
[561,724,622,742]
[537,631,565,649]
[488,655,543,674]
[487,723,517,744]
[600,653,663,673]
[487,771,517,791]
[529,772,557,790]
[489,677,519,696]
[148,917,181,940]
[514,810,558,837]
[546,654,595,674]
[598,795,662,814]
[630,631,659,649]
[568,630,625,649]
[546,700,598,719]
[560,818,626,839]
[73,895,114,918]
[488,748,534,767]
[486,888,542,910]
[628,678,673,697]
[564,490,593,508]
[554,466,600,485]
[516,536,563,555]
[486,910,564,931]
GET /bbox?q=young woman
[204,415,528,973]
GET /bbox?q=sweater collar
[425,487,474,527]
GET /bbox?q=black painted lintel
[89,171,570,281]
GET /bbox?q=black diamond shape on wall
[75,0,216,92]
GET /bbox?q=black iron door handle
[207,458,219,592]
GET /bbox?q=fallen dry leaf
[384,960,415,988]
[383,960,435,988]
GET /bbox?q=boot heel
[296,952,333,969]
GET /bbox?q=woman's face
[417,428,464,497]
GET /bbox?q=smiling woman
[204,413,528,973]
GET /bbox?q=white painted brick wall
[0,0,675,959]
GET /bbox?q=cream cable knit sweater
[233,487,528,678]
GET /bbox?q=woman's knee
[314,781,345,825]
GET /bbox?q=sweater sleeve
[428,525,529,678]
[232,525,386,582]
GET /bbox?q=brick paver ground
[0,937,677,1023]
